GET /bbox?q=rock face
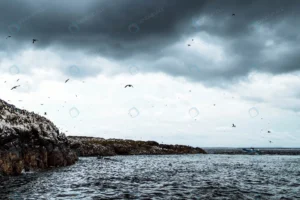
[68,136,207,156]
[0,99,78,176]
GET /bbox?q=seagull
[213,104,216,106]
[188,44,191,46]
[125,84,133,88]
[65,79,69,83]
[6,36,11,39]
[269,140,272,143]
[17,79,19,82]
[11,85,20,90]
[268,130,271,133]
[44,112,47,115]
[32,39,38,43]
[232,13,235,16]
[232,124,236,128]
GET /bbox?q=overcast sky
[1,0,300,147]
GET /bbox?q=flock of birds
[5,26,274,144]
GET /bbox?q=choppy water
[1,154,300,200]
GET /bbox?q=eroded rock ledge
[68,136,207,156]
[0,99,78,176]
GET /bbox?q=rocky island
[0,99,78,176]
[68,136,207,156]
[0,98,206,176]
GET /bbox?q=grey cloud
[0,0,300,84]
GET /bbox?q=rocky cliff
[0,99,78,176]
[68,136,207,156]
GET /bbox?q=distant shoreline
[203,148,300,155]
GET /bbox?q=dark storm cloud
[1,0,300,83]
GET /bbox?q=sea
[1,154,300,200]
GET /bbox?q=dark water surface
[1,155,300,199]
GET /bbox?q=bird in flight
[268,130,271,133]
[6,36,11,39]
[232,124,236,128]
[232,13,235,16]
[125,84,133,88]
[188,44,191,46]
[65,79,69,83]
[44,112,47,115]
[269,140,272,143]
[11,85,20,90]
[17,79,19,82]
[32,39,38,43]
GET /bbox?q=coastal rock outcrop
[0,99,78,176]
[68,136,207,156]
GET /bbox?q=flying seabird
[188,44,191,46]
[232,13,235,16]
[268,131,271,133]
[269,140,272,143]
[17,79,19,82]
[125,84,133,88]
[6,36,11,39]
[32,39,38,43]
[11,85,20,90]
[65,79,69,83]
[232,124,236,128]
